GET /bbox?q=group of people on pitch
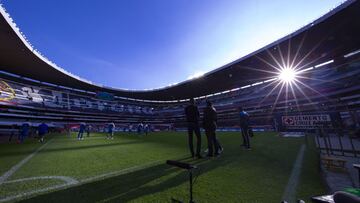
[77,122,114,140]
[8,121,49,144]
[185,98,251,158]
[77,122,152,141]
[77,123,92,140]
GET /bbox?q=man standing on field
[107,122,115,139]
[18,121,30,143]
[78,122,86,140]
[239,107,251,149]
[38,122,48,143]
[185,98,202,158]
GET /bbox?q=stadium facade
[0,0,359,133]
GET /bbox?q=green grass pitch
[0,131,326,202]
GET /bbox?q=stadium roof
[0,0,360,101]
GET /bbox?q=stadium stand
[0,53,359,135]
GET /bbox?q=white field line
[0,157,181,202]
[3,176,78,185]
[0,176,79,202]
[0,140,52,184]
[0,181,71,202]
[281,144,306,202]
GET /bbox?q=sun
[278,67,298,83]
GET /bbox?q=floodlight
[278,67,297,83]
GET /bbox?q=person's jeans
[205,129,219,156]
[241,126,250,148]
[18,132,26,143]
[78,132,83,139]
[187,122,201,156]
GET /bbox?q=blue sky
[2,0,344,90]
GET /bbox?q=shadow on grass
[0,140,142,157]
[117,132,189,148]
[20,157,231,203]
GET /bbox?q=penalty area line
[0,181,72,203]
[0,155,186,203]
[3,176,78,185]
[0,176,79,203]
[0,140,53,184]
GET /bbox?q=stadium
[0,0,359,202]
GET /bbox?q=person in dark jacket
[203,100,221,157]
[185,98,202,158]
[107,122,115,139]
[86,124,91,137]
[8,124,17,142]
[239,107,251,149]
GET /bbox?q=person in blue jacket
[19,121,30,143]
[38,122,48,143]
[78,123,86,140]
[107,123,115,139]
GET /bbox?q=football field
[0,131,325,202]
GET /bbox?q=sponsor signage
[282,114,331,129]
